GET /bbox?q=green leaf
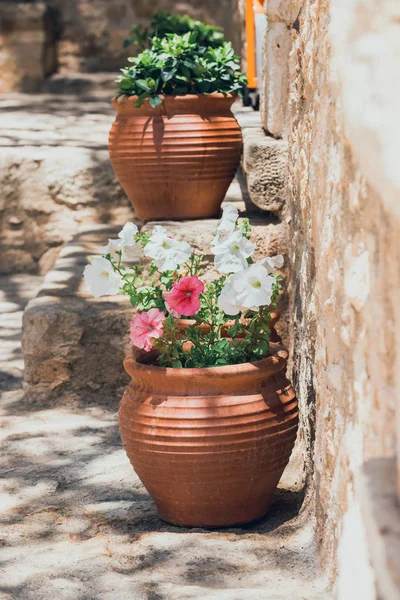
[173,85,188,95]
[136,79,151,92]
[149,95,163,108]
[195,80,210,93]
[171,360,183,368]
[179,64,191,79]
[161,69,176,82]
[135,91,148,107]
[119,77,133,90]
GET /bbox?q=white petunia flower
[212,231,255,273]
[217,263,275,315]
[84,257,123,298]
[119,222,140,260]
[217,274,245,315]
[101,223,140,262]
[118,221,138,245]
[100,238,124,260]
[212,204,239,246]
[257,254,284,273]
[144,226,192,272]
[233,263,275,309]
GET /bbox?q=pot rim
[113,92,237,103]
[111,93,238,114]
[124,342,288,379]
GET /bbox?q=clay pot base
[158,506,273,529]
[155,480,280,528]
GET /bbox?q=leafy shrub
[118,32,247,107]
[124,11,225,50]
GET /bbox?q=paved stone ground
[0,273,333,599]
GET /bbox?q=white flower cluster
[84,222,138,298]
[100,222,139,262]
[84,222,193,298]
[83,208,283,311]
[214,205,284,315]
[143,226,192,272]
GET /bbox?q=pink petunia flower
[130,308,166,352]
[163,276,204,317]
[164,300,180,319]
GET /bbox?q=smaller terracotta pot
[108,94,243,221]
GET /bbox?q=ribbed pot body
[108,94,243,221]
[119,343,298,527]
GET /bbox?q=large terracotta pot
[119,343,298,527]
[108,94,243,221]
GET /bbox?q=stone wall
[0,1,50,92]
[0,0,242,90]
[50,0,241,73]
[271,0,400,584]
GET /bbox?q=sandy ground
[0,273,333,600]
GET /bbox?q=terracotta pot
[108,94,243,221]
[119,343,298,527]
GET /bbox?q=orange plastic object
[246,0,265,88]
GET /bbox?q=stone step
[0,92,132,275]
[234,106,288,217]
[22,225,133,407]
[0,94,287,276]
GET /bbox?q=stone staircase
[0,81,333,599]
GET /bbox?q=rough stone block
[242,127,288,216]
[42,72,118,96]
[330,0,400,221]
[0,93,133,275]
[22,226,134,407]
[260,22,291,137]
[233,104,264,129]
[265,0,302,25]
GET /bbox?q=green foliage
[118,32,247,105]
[124,11,225,51]
[102,224,280,369]
[154,294,275,369]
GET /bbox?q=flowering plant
[84,206,283,368]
